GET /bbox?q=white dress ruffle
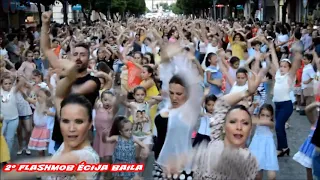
[157,54,203,171]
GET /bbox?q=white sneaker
[16,149,24,155]
[25,149,31,155]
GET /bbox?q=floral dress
[112,136,136,179]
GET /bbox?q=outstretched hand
[247,68,267,95]
[42,11,52,24]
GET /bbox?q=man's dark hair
[7,33,17,42]
[294,30,302,40]
[74,42,90,55]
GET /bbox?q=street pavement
[4,108,310,180]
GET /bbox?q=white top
[201,44,218,70]
[301,63,315,89]
[0,88,19,120]
[157,54,203,171]
[141,44,152,54]
[277,34,289,48]
[198,116,211,136]
[44,143,99,180]
[230,82,248,94]
[273,70,293,102]
[33,105,48,127]
[0,48,8,57]
[199,41,207,53]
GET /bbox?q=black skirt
[192,133,211,147]
[153,163,193,180]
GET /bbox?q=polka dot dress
[153,163,193,180]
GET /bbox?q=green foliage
[169,3,183,14]
[95,0,145,17]
[159,2,170,11]
[175,0,212,15]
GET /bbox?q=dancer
[269,39,301,156]
[293,102,318,180]
[104,116,148,180]
[249,104,279,180]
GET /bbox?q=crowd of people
[0,10,320,180]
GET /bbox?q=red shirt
[295,63,304,87]
[127,61,142,89]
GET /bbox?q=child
[204,53,223,97]
[221,56,240,94]
[293,102,318,180]
[103,116,148,180]
[249,104,279,180]
[17,51,36,81]
[139,65,159,127]
[0,114,10,165]
[193,94,217,147]
[21,87,53,157]
[0,74,21,152]
[229,68,248,93]
[301,54,315,114]
[93,91,117,179]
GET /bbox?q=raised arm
[210,67,267,141]
[40,11,60,69]
[54,60,78,118]
[268,40,279,70]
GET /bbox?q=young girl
[139,65,159,126]
[204,53,223,97]
[0,75,21,152]
[103,116,148,180]
[17,51,36,80]
[293,102,318,180]
[93,91,117,179]
[224,56,240,93]
[0,114,10,165]
[126,87,159,145]
[20,87,53,157]
[192,94,217,147]
[249,104,279,180]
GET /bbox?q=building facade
[145,0,176,11]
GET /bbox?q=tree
[159,2,169,11]
[175,0,212,17]
[169,3,183,14]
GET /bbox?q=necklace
[1,89,11,103]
